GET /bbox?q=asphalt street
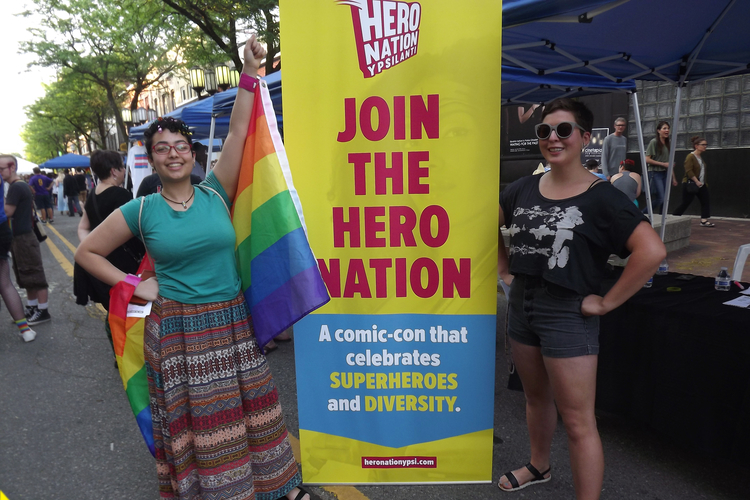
[1,213,748,499]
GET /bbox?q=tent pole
[207,116,217,171]
[124,140,131,193]
[659,84,683,241]
[631,91,653,226]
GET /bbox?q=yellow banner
[281,0,502,484]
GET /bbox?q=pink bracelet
[124,274,141,288]
[239,73,259,93]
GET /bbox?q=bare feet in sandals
[286,486,316,500]
[498,462,551,492]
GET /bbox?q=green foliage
[21,0,190,141]
[157,0,280,73]
[22,70,113,162]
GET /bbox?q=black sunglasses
[534,121,587,140]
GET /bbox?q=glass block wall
[628,74,750,151]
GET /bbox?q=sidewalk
[665,216,749,280]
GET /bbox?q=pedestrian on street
[643,121,678,215]
[76,35,315,500]
[28,166,54,223]
[600,117,628,180]
[55,171,67,214]
[0,155,37,341]
[63,170,82,216]
[1,155,52,327]
[74,168,88,205]
[497,98,666,499]
[673,135,714,227]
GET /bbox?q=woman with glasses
[673,136,714,227]
[76,36,314,500]
[497,98,665,499]
[644,121,678,215]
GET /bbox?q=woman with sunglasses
[644,121,678,215]
[673,136,714,227]
[76,36,315,500]
[497,98,665,499]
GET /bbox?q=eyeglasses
[0,164,13,171]
[152,142,192,155]
[534,121,587,140]
[698,143,708,147]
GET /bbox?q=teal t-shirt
[120,172,241,304]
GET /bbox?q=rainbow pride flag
[109,272,155,456]
[232,79,330,350]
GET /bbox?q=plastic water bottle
[715,267,730,291]
[643,276,653,288]
[656,259,669,275]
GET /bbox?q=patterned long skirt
[144,293,302,499]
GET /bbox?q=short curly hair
[143,117,193,159]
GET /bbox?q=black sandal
[291,486,321,500]
[498,462,551,492]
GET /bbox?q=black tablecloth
[598,272,750,462]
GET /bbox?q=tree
[27,71,113,155]
[21,108,75,164]
[156,0,280,74]
[21,0,189,143]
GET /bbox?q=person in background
[644,121,678,214]
[191,142,207,180]
[673,135,714,227]
[497,98,665,499]
[75,168,88,205]
[0,155,37,342]
[28,167,54,223]
[55,171,67,215]
[600,117,628,180]
[63,170,83,216]
[584,159,607,181]
[1,155,52,326]
[75,149,144,359]
[76,35,314,500]
[610,159,642,207]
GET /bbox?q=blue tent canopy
[502,65,634,104]
[503,0,750,85]
[212,71,283,136]
[39,153,90,169]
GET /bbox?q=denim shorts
[35,193,53,211]
[507,274,599,358]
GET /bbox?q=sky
[0,4,57,159]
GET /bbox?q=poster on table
[280,0,502,484]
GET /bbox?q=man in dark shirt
[1,156,52,325]
[74,168,88,204]
[28,167,54,223]
[63,171,83,216]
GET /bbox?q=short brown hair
[541,98,594,133]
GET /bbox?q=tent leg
[207,116,217,172]
[660,85,683,241]
[631,92,653,227]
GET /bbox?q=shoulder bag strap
[201,186,231,217]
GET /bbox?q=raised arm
[211,35,267,199]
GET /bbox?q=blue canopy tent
[501,0,750,235]
[200,71,282,167]
[39,153,90,169]
[501,65,634,104]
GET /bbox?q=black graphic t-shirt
[499,174,647,296]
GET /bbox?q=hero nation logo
[337,0,421,78]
